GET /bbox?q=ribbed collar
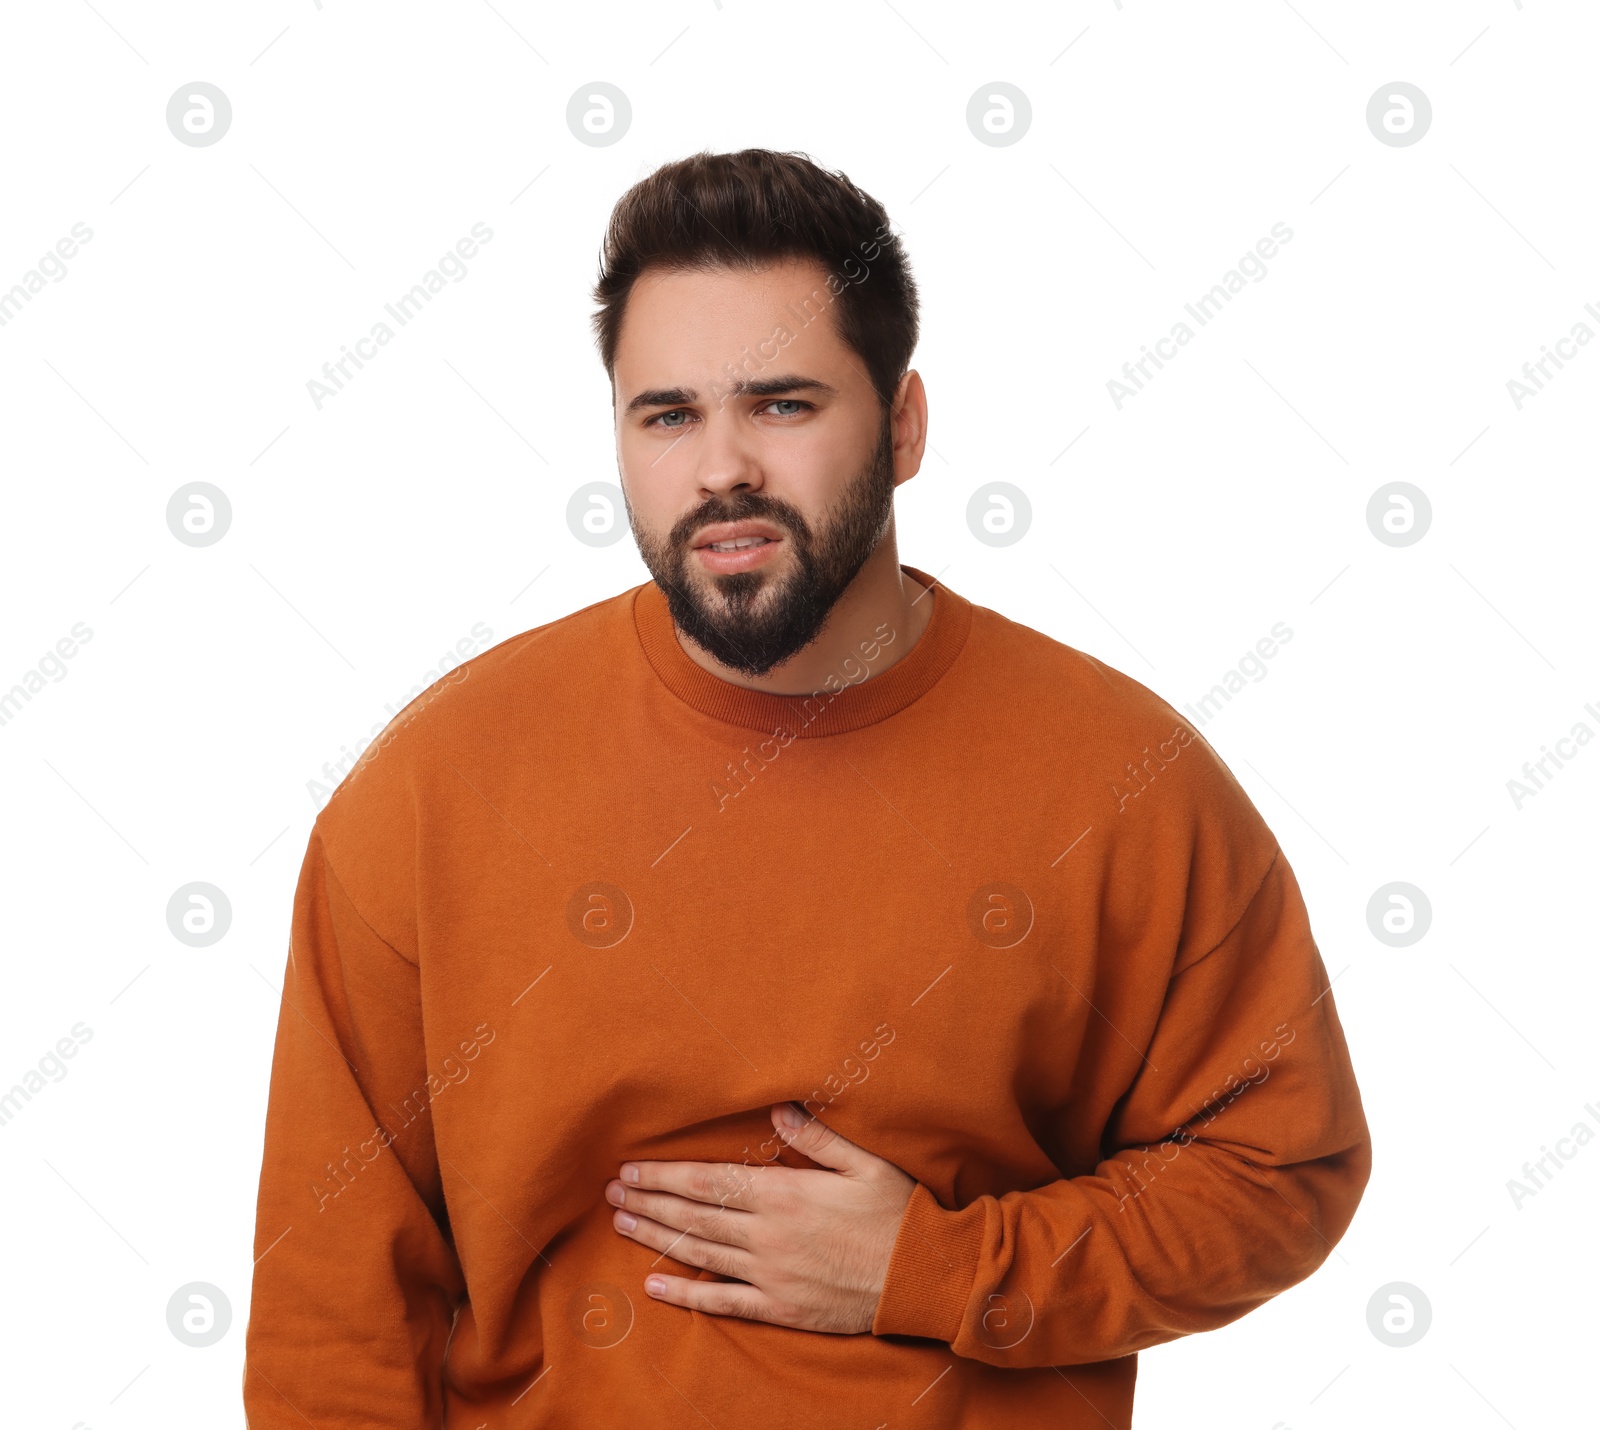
[632,564,972,738]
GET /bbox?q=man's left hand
[606,1102,916,1334]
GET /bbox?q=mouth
[691,522,785,574]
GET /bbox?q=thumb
[771,1102,875,1176]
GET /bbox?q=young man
[244,149,1370,1429]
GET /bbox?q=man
[244,148,1370,1429]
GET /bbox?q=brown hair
[590,149,919,412]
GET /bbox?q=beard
[627,410,897,680]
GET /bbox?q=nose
[690,407,765,503]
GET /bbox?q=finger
[771,1103,877,1176]
[619,1158,766,1212]
[606,1180,754,1250]
[643,1272,794,1327]
[613,1208,754,1282]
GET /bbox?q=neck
[671,535,934,696]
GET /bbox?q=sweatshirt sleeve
[870,845,1371,1367]
[243,827,467,1426]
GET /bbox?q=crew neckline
[632,563,972,738]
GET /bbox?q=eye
[643,398,812,429]
[643,408,695,430]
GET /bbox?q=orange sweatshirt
[244,564,1371,1429]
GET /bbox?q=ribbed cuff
[870,1181,988,1343]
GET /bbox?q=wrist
[870,1181,987,1343]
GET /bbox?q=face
[612,257,911,679]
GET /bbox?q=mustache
[672,497,805,548]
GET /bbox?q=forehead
[613,256,849,380]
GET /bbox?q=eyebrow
[624,374,839,414]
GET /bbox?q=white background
[1,1,1595,1426]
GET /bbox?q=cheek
[616,439,677,517]
[780,423,880,510]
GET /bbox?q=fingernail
[622,1163,640,1184]
[645,1276,666,1295]
[605,1181,626,1206]
[779,1102,803,1128]
[616,1211,637,1231]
